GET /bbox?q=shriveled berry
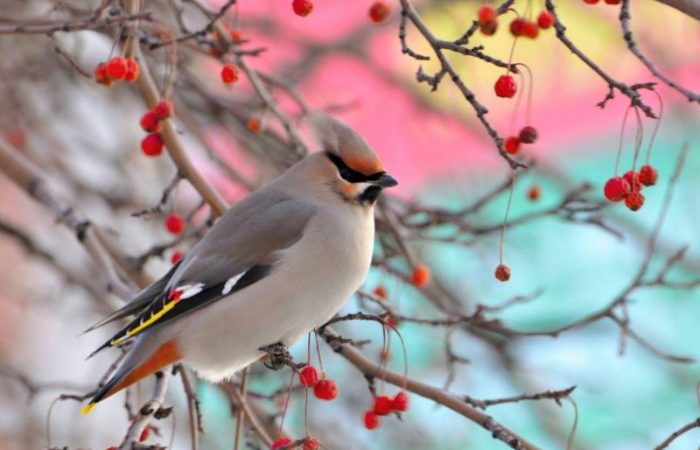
[603,176,630,202]
[519,126,538,144]
[299,365,319,388]
[623,170,643,192]
[271,437,293,450]
[247,118,262,133]
[521,20,539,38]
[373,395,394,416]
[504,136,520,154]
[494,74,517,98]
[625,191,645,211]
[139,427,149,442]
[303,437,319,450]
[106,57,127,80]
[141,133,164,156]
[478,5,497,24]
[369,2,391,23]
[495,264,511,282]
[393,391,409,412]
[509,17,526,37]
[364,410,380,430]
[124,58,139,82]
[221,64,239,84]
[140,111,160,133]
[411,265,431,287]
[639,164,658,186]
[314,379,338,400]
[152,100,173,120]
[165,213,186,234]
[373,285,387,299]
[292,0,313,16]
[171,251,184,264]
[537,11,555,29]
[480,20,498,36]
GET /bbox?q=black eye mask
[325,151,385,184]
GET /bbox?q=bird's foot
[259,342,293,371]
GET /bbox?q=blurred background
[1,0,699,449]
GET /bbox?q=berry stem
[614,105,632,176]
[499,169,516,266]
[630,106,644,172]
[645,90,664,164]
[313,330,325,375]
[278,367,296,430]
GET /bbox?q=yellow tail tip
[80,402,96,416]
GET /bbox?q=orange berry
[411,265,431,287]
[247,118,262,133]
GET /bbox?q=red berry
[411,265,431,287]
[292,0,313,16]
[140,111,160,133]
[364,410,380,430]
[94,63,112,86]
[303,437,319,450]
[639,164,658,186]
[495,264,511,282]
[165,213,186,234]
[124,58,139,82]
[221,64,239,84]
[603,176,630,202]
[625,191,645,211]
[393,391,409,412]
[604,0,621,3]
[537,11,555,29]
[519,126,538,144]
[504,136,520,154]
[527,185,541,201]
[369,2,391,23]
[478,5,497,24]
[141,133,164,156]
[271,437,292,450]
[509,17,526,37]
[584,0,600,4]
[299,365,319,388]
[479,20,498,36]
[106,57,127,80]
[373,285,387,299]
[152,100,173,120]
[494,74,517,98]
[623,170,643,192]
[229,29,245,43]
[521,20,539,39]
[373,395,394,416]
[247,118,262,133]
[139,427,149,442]
[314,379,338,400]
[171,251,184,264]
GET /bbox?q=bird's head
[307,112,397,206]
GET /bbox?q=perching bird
[81,113,397,415]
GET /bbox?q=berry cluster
[363,391,410,430]
[139,100,172,157]
[299,364,339,401]
[505,125,538,155]
[603,165,657,211]
[478,4,554,38]
[94,57,139,87]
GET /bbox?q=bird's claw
[259,342,293,371]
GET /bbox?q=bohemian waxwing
[81,112,397,414]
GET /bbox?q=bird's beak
[372,173,398,188]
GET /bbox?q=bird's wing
[84,259,184,333]
[89,191,315,356]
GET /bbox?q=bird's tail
[81,339,181,415]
